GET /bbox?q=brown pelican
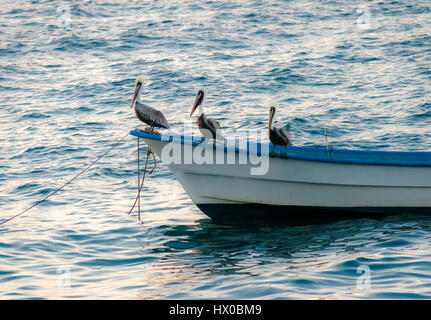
[268,105,292,149]
[130,78,169,133]
[189,89,223,141]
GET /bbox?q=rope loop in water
[128,138,156,221]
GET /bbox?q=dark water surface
[0,0,430,299]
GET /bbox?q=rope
[138,137,140,218]
[128,141,156,221]
[0,131,130,226]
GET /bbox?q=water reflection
[123,214,429,298]
[153,213,431,280]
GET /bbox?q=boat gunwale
[130,130,431,167]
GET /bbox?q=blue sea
[1,0,431,299]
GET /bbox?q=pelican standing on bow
[189,89,223,141]
[130,78,169,133]
[268,105,292,149]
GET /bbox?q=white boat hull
[133,131,431,219]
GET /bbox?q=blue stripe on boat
[130,130,431,167]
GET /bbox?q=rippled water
[1,0,431,299]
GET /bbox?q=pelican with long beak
[189,89,223,140]
[268,105,292,149]
[130,78,169,133]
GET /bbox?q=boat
[130,130,431,221]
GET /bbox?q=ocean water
[1,0,431,299]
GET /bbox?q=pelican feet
[135,126,161,135]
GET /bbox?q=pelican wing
[135,102,169,128]
[208,118,221,130]
[278,128,292,145]
[207,118,223,139]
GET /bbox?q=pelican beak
[190,90,204,117]
[269,106,275,128]
[130,82,142,108]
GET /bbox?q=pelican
[130,78,169,133]
[189,89,223,141]
[268,105,292,150]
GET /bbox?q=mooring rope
[128,140,156,221]
[0,131,130,226]
[138,137,140,218]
